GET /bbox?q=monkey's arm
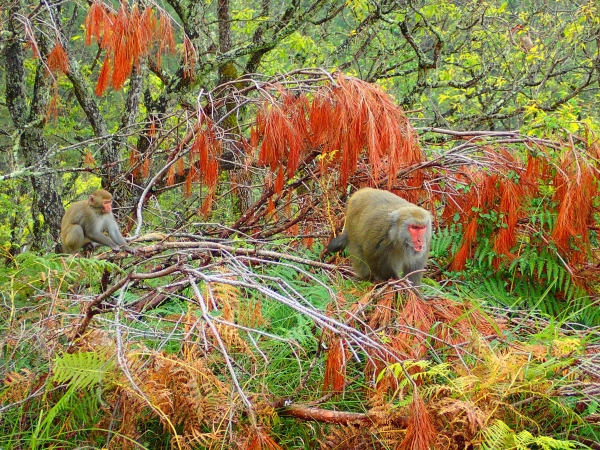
[84,228,124,251]
[107,225,136,253]
[107,226,136,253]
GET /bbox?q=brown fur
[326,188,432,287]
[61,190,132,254]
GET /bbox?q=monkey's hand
[118,244,137,255]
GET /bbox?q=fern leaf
[480,420,512,450]
[557,266,565,292]
[53,351,116,391]
[537,257,545,280]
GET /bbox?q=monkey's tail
[325,231,349,254]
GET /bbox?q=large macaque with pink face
[61,189,133,254]
[326,188,432,289]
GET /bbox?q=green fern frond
[529,208,557,231]
[0,253,123,302]
[52,351,116,390]
[480,419,513,450]
[30,352,117,448]
[479,277,509,300]
[31,350,114,449]
[480,420,579,450]
[430,225,459,258]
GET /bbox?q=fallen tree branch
[277,404,408,427]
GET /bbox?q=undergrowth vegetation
[1,228,599,448]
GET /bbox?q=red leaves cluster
[46,43,69,74]
[446,143,599,272]
[174,117,223,214]
[254,73,422,193]
[551,143,598,264]
[84,1,176,96]
[447,149,542,271]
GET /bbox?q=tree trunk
[4,3,64,250]
[218,0,252,213]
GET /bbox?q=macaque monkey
[520,34,534,52]
[61,189,133,254]
[326,188,432,288]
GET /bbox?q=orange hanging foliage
[110,5,134,90]
[274,167,285,193]
[46,43,69,74]
[45,88,60,122]
[142,156,150,178]
[95,57,112,97]
[551,149,597,264]
[441,135,599,281]
[166,165,175,186]
[442,147,555,271]
[146,121,155,138]
[267,197,276,216]
[183,172,192,197]
[398,393,436,450]
[84,150,96,167]
[286,223,299,236]
[84,1,178,96]
[200,188,216,216]
[492,181,522,259]
[84,2,107,46]
[254,73,422,190]
[176,157,185,177]
[187,118,221,194]
[157,14,176,63]
[129,149,140,178]
[450,218,478,271]
[250,125,260,148]
[182,35,196,80]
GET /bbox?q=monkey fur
[61,189,133,254]
[326,188,432,287]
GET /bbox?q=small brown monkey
[326,188,432,287]
[61,189,133,254]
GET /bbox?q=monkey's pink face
[102,200,112,214]
[408,224,427,252]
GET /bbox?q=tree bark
[4,3,64,249]
[217,0,252,213]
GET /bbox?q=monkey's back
[60,200,88,234]
[345,188,413,280]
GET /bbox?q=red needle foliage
[46,43,69,74]
[254,73,422,192]
[323,336,349,393]
[446,143,599,273]
[84,1,175,96]
[166,73,423,216]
